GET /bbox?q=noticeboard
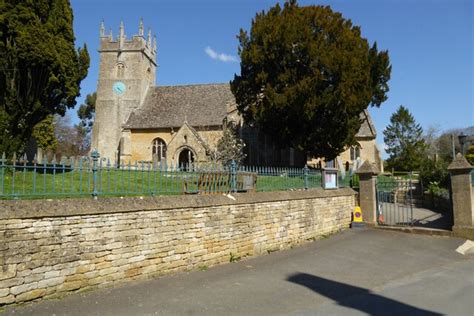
[323,169,338,189]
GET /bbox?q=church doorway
[178,148,195,170]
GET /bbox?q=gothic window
[152,138,167,161]
[116,63,125,78]
[350,146,361,161]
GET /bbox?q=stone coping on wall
[0,188,356,220]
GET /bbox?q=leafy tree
[77,92,96,135]
[210,123,246,166]
[73,123,90,155]
[0,0,89,154]
[465,144,474,165]
[32,115,57,151]
[383,105,427,171]
[231,0,391,160]
[419,158,449,189]
[53,115,89,158]
[436,131,461,162]
[423,126,463,163]
[423,124,441,159]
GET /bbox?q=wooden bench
[183,171,257,195]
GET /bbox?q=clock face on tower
[112,81,126,95]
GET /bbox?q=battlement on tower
[99,19,157,65]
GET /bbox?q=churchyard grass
[0,166,199,199]
[0,162,329,199]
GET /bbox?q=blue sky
[70,0,473,154]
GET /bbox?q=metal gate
[376,177,414,226]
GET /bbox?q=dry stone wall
[0,189,355,305]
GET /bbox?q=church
[91,21,382,171]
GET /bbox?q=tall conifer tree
[0,0,89,154]
[383,105,427,171]
[231,0,391,159]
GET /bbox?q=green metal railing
[237,164,323,192]
[0,151,348,200]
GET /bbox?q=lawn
[0,165,204,199]
[0,165,325,199]
[256,171,323,192]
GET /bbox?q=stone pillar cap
[448,153,473,171]
[356,160,379,175]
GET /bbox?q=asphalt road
[4,228,474,316]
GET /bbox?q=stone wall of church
[130,129,173,162]
[125,129,381,171]
[338,139,381,172]
[194,129,223,152]
[307,139,382,172]
[129,128,224,164]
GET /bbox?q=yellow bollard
[352,206,365,228]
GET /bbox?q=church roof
[125,82,376,140]
[125,83,235,129]
[356,110,376,138]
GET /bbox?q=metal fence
[0,151,354,200]
[376,175,414,226]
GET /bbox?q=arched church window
[152,138,167,162]
[116,63,125,78]
[350,146,361,161]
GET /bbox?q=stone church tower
[91,20,157,161]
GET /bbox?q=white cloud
[205,46,238,63]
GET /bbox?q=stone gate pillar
[356,160,379,224]
[448,153,474,239]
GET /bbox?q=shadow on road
[287,273,442,316]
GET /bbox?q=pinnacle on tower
[147,29,152,48]
[139,18,144,37]
[119,20,125,49]
[100,20,105,37]
[153,35,157,53]
[119,20,125,39]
